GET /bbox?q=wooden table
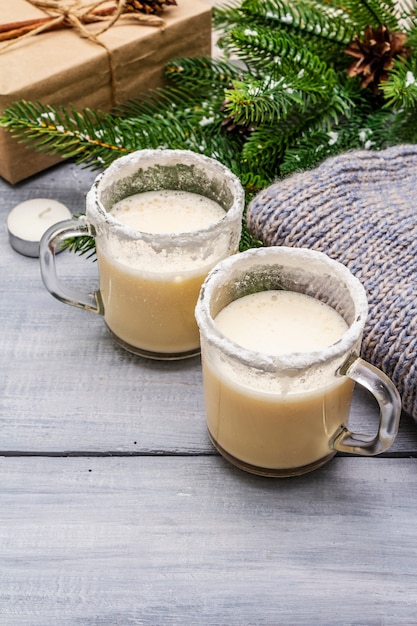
[1,162,417,625]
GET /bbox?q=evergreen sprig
[381,56,417,109]
[1,0,417,256]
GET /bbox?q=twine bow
[0,0,168,105]
[21,1,128,41]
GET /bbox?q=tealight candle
[7,198,72,257]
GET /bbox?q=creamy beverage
[195,246,400,476]
[97,190,226,355]
[110,190,226,234]
[214,290,348,355]
[203,290,353,471]
[39,149,245,360]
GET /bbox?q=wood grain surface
[1,162,416,455]
[1,456,417,626]
[1,157,417,625]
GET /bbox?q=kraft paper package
[0,0,212,183]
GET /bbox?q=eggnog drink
[203,290,354,473]
[97,190,226,355]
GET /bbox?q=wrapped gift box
[0,0,212,183]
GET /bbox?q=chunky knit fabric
[247,144,417,420]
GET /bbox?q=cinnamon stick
[0,6,118,43]
[0,20,53,42]
[0,18,51,34]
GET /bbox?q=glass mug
[195,246,401,477]
[40,149,244,359]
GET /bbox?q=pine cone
[345,25,411,95]
[124,0,177,15]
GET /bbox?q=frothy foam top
[110,190,226,235]
[215,290,348,357]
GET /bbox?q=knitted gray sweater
[246,144,417,420]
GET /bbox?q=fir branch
[240,80,356,176]
[406,18,417,51]
[239,220,263,251]
[330,0,400,31]
[212,2,247,31]
[0,101,128,169]
[215,9,355,77]
[381,56,417,110]
[163,56,241,90]
[221,47,346,129]
[240,124,288,176]
[223,77,304,125]
[61,232,97,259]
[280,107,396,175]
[1,90,229,171]
[387,106,417,144]
[227,25,338,74]
[239,0,355,44]
[1,0,416,258]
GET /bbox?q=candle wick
[39,207,52,219]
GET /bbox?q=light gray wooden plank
[1,164,209,453]
[1,258,415,454]
[1,162,416,454]
[0,266,208,453]
[1,456,417,625]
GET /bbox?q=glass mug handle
[332,353,401,455]
[39,217,104,314]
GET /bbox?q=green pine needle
[380,57,417,109]
[1,0,416,257]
